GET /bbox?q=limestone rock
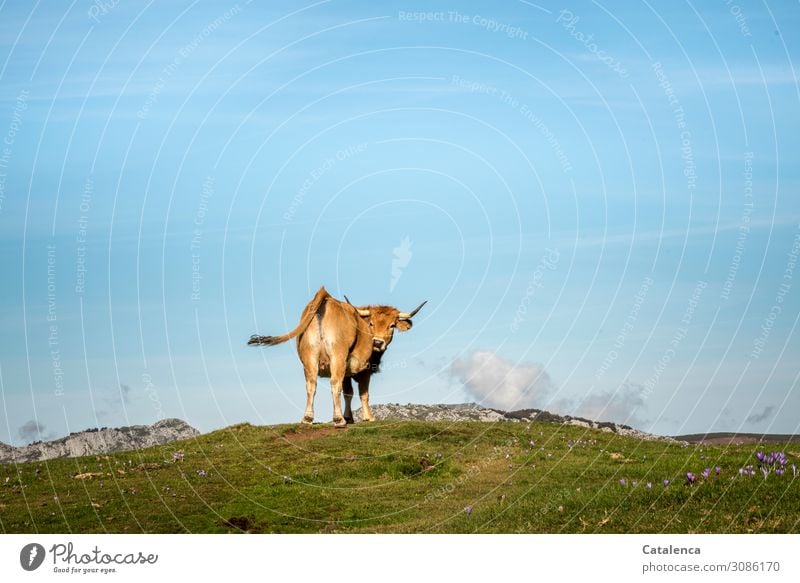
[0,419,199,463]
[356,403,677,442]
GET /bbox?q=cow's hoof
[333,417,347,429]
[301,415,314,425]
[344,416,354,425]
[363,415,375,422]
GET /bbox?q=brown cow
[248,287,425,427]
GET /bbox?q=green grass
[1,420,798,533]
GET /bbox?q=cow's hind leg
[301,356,318,424]
[343,377,354,424]
[329,356,347,428]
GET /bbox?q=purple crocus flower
[464,505,473,516]
[701,468,710,479]
[686,472,696,485]
[775,468,785,476]
[663,479,670,487]
[619,478,627,486]
[715,466,722,475]
[646,482,652,489]
[755,451,766,463]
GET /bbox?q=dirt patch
[281,426,340,443]
[223,516,261,533]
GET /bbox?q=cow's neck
[368,350,385,373]
[350,329,384,375]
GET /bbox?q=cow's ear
[396,319,412,332]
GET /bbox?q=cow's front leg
[329,357,347,428]
[357,373,375,422]
[342,377,355,424]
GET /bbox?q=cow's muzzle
[373,338,386,351]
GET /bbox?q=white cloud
[448,350,553,410]
[448,350,649,427]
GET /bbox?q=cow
[248,287,425,427]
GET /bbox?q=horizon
[1,1,799,446]
[4,400,800,449]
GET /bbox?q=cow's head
[345,297,427,352]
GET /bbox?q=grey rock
[356,403,677,442]
[0,419,199,464]
[355,402,507,423]
[0,441,13,459]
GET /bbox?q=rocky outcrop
[500,407,676,442]
[0,419,199,463]
[356,403,676,442]
[356,403,508,423]
[0,441,14,460]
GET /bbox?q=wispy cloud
[692,65,798,87]
[18,420,48,443]
[562,382,647,426]
[569,215,800,249]
[96,383,133,419]
[745,405,775,424]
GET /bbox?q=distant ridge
[0,419,199,463]
[673,432,800,445]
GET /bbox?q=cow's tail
[248,287,330,347]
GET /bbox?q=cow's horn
[398,300,427,320]
[344,295,370,317]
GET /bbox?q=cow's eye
[368,320,374,327]
[389,323,396,329]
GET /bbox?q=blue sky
[0,0,798,444]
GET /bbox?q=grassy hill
[1,420,798,533]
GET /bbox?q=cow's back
[296,295,362,378]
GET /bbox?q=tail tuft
[247,288,329,348]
